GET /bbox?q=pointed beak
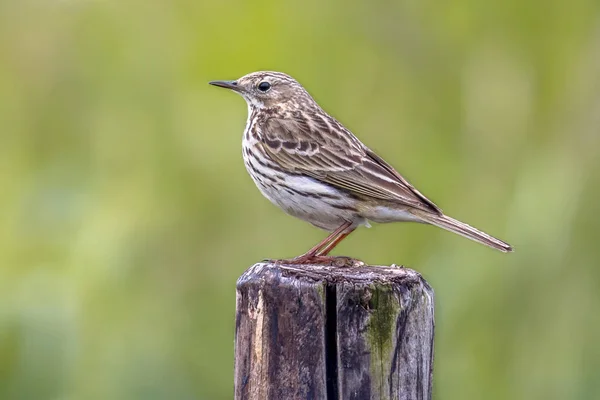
[209,80,240,91]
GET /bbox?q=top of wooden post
[235,262,435,400]
[238,262,431,288]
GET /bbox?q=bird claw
[270,255,364,268]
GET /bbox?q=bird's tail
[416,212,513,253]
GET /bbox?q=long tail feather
[417,213,513,253]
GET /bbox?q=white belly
[254,169,361,230]
[243,140,363,231]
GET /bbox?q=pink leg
[297,221,352,258]
[315,226,356,256]
[271,221,362,265]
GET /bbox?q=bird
[209,71,512,264]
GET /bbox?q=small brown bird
[210,71,512,264]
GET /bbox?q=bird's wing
[259,115,442,214]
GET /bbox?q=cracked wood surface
[234,262,434,400]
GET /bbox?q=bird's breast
[241,133,361,231]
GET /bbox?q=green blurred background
[1,0,599,399]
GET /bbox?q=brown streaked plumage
[210,71,512,264]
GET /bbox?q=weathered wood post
[234,262,434,400]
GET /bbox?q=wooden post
[234,262,435,400]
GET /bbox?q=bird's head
[209,71,312,110]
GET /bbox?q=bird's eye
[257,81,271,92]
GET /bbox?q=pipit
[210,71,512,264]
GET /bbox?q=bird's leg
[270,221,362,266]
[297,221,352,259]
[304,225,363,267]
[315,226,356,256]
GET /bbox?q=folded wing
[259,115,442,214]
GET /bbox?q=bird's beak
[209,80,240,91]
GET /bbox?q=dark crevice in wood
[389,286,410,398]
[325,283,339,400]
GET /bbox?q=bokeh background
[1,0,599,399]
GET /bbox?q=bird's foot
[267,255,364,267]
